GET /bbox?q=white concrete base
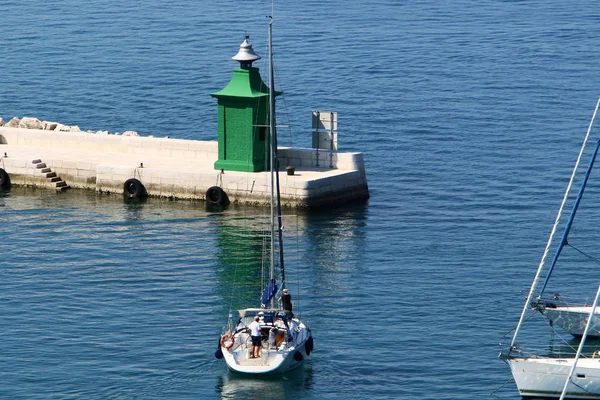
[0,127,369,207]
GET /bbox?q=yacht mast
[268,17,276,308]
[267,16,286,310]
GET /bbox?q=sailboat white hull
[542,306,600,337]
[223,340,308,374]
[508,357,600,398]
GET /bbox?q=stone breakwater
[0,118,369,208]
[0,116,141,137]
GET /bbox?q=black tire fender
[0,168,11,190]
[215,348,224,359]
[123,178,147,199]
[206,186,229,205]
[305,336,314,356]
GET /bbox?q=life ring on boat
[123,178,147,199]
[0,168,11,190]
[206,186,229,206]
[221,333,234,349]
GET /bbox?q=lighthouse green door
[214,92,269,172]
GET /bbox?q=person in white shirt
[249,316,262,358]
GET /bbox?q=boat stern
[223,347,303,374]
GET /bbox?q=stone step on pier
[32,158,70,191]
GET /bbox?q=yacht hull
[223,341,308,374]
[508,357,600,398]
[542,306,600,337]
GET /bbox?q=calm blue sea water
[2,1,600,399]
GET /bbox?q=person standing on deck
[249,316,262,358]
[278,288,293,316]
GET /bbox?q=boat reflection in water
[216,365,313,399]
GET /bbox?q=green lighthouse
[211,37,280,172]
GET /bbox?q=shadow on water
[205,202,230,214]
[122,196,148,221]
[216,364,314,400]
[0,187,9,204]
[304,201,368,221]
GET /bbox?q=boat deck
[235,352,272,367]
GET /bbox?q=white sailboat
[522,98,600,338]
[214,18,313,375]
[537,304,600,337]
[504,283,600,399]
[525,116,600,343]
[500,99,600,398]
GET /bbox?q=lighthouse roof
[232,38,261,66]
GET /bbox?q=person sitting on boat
[249,316,262,359]
[278,288,293,316]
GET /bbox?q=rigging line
[490,376,516,398]
[502,309,539,338]
[509,97,600,351]
[567,380,593,396]
[272,57,294,147]
[539,137,600,294]
[295,212,301,319]
[545,320,579,353]
[227,232,240,330]
[566,242,600,266]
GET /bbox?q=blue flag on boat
[261,279,278,307]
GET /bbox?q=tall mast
[268,17,276,307]
[267,17,286,310]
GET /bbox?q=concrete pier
[0,126,368,208]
